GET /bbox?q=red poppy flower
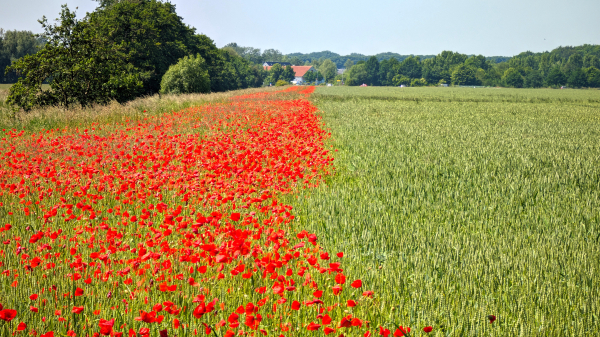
[135,311,156,323]
[74,288,84,297]
[351,280,363,288]
[0,309,17,322]
[29,294,38,301]
[17,322,27,331]
[98,318,115,336]
[363,290,374,298]
[487,315,496,324]
[379,327,391,337]
[291,301,301,310]
[423,326,433,333]
[393,326,410,337]
[72,306,84,314]
[306,322,321,331]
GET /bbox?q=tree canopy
[6,6,142,110]
[4,0,266,110]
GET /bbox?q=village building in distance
[263,62,318,84]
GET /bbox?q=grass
[0,85,281,133]
[280,86,600,335]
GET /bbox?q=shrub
[160,54,211,94]
[275,80,288,86]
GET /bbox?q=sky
[1,0,599,57]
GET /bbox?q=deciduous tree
[5,5,142,110]
[503,68,524,88]
[160,54,210,94]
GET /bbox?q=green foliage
[5,6,142,111]
[465,54,490,70]
[262,49,284,63]
[222,42,264,64]
[286,50,436,68]
[346,64,368,86]
[503,67,524,88]
[410,78,428,87]
[545,66,566,86]
[265,63,283,85]
[451,64,479,85]
[343,59,354,70]
[398,56,422,79]
[160,54,210,94]
[302,69,322,84]
[583,54,600,69]
[87,0,200,94]
[274,80,288,87]
[584,67,600,87]
[524,70,544,88]
[319,59,337,82]
[392,75,410,86]
[365,56,380,86]
[280,66,295,82]
[0,29,42,83]
[567,68,587,88]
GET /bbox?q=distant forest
[223,42,600,88]
[286,51,511,68]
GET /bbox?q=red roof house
[263,65,317,84]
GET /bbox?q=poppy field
[1,85,599,337]
[0,87,420,337]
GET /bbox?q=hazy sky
[2,0,599,57]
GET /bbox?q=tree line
[3,0,270,110]
[342,46,600,88]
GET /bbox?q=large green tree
[160,54,210,94]
[567,68,587,88]
[280,65,295,83]
[87,0,220,94]
[319,59,337,83]
[364,56,379,85]
[524,70,544,88]
[451,64,478,85]
[584,67,600,87]
[346,64,368,86]
[503,68,524,88]
[5,5,142,110]
[265,63,283,85]
[545,66,566,86]
[398,56,422,79]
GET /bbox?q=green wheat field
[282,86,600,336]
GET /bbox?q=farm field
[282,86,600,335]
[314,86,600,105]
[1,87,394,337]
[0,85,599,337]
